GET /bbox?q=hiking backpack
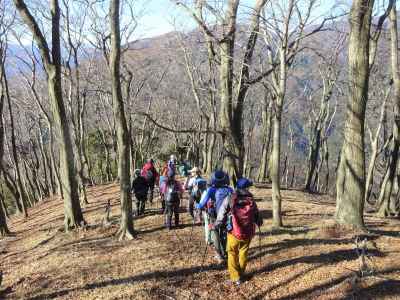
[165,183,179,204]
[230,193,257,240]
[192,178,207,200]
[215,186,233,210]
[145,169,154,183]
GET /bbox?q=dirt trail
[1,182,400,299]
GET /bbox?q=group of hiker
[131,155,263,285]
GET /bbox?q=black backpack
[165,183,179,204]
[145,169,154,183]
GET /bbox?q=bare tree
[0,46,9,236]
[13,0,85,230]
[376,2,400,217]
[335,0,375,227]
[109,0,135,240]
[304,40,343,193]
[177,0,268,182]
[261,0,334,227]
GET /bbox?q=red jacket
[141,162,159,183]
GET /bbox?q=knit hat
[236,178,253,189]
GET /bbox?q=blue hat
[211,170,227,187]
[237,178,253,189]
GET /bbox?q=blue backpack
[192,178,207,200]
[215,186,233,211]
[207,186,233,218]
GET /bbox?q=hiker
[161,161,169,177]
[167,155,177,176]
[141,158,159,204]
[185,167,207,222]
[211,178,263,285]
[160,171,183,229]
[179,160,191,177]
[159,176,167,213]
[196,170,233,262]
[131,169,149,216]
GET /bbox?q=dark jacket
[131,176,149,197]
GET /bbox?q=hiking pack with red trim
[229,192,258,240]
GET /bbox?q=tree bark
[3,64,28,217]
[0,191,9,236]
[13,0,85,230]
[110,0,135,240]
[335,0,374,228]
[257,99,272,183]
[271,109,283,227]
[377,4,400,217]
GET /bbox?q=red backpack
[230,192,257,240]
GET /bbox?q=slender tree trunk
[365,94,388,203]
[3,63,28,217]
[335,0,374,228]
[48,123,62,198]
[377,4,400,217]
[258,100,272,182]
[13,0,86,229]
[305,125,322,191]
[110,0,135,240]
[206,113,216,175]
[39,123,56,196]
[0,191,9,236]
[271,109,283,228]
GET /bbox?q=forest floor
[1,181,400,300]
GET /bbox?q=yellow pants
[226,233,251,281]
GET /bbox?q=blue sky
[135,0,351,39]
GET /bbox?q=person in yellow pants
[226,233,251,283]
[212,177,262,285]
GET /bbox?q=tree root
[116,227,136,241]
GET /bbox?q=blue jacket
[196,186,233,212]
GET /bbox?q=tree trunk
[305,125,322,191]
[220,19,242,182]
[271,110,283,228]
[0,191,10,236]
[110,0,135,240]
[377,4,400,217]
[335,0,374,228]
[3,63,28,217]
[13,0,86,230]
[48,122,63,198]
[257,100,272,183]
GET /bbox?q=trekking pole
[199,235,209,271]
[257,225,262,269]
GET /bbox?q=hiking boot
[226,279,242,286]
[234,280,242,286]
